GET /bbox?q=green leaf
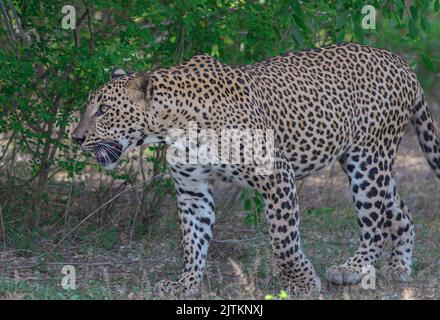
[420,16,431,32]
[278,290,289,299]
[336,11,349,29]
[336,29,346,42]
[420,53,436,71]
[408,18,418,39]
[435,0,440,12]
[409,5,418,19]
[353,23,365,43]
[244,213,258,225]
[291,0,303,17]
[244,198,251,211]
[293,13,307,31]
[391,10,402,26]
[292,27,305,47]
[253,193,263,211]
[305,207,336,216]
[421,0,430,13]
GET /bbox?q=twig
[6,255,173,270]
[139,145,147,183]
[83,1,95,55]
[0,0,15,41]
[0,132,14,163]
[63,157,78,234]
[128,189,143,246]
[0,204,6,251]
[217,187,240,218]
[5,259,146,271]
[102,266,112,299]
[174,19,185,63]
[7,0,24,39]
[212,236,266,244]
[74,9,89,47]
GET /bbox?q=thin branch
[212,236,267,244]
[0,204,6,251]
[73,10,89,48]
[7,0,24,38]
[84,2,95,55]
[0,0,15,41]
[63,157,78,234]
[46,260,142,266]
[0,132,14,163]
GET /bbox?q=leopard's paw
[153,280,186,299]
[325,265,363,285]
[153,279,200,299]
[383,266,411,283]
[283,273,322,298]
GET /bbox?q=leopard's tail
[412,91,440,179]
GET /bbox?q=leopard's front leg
[154,165,214,298]
[250,151,321,296]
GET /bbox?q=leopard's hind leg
[383,177,414,282]
[326,149,394,285]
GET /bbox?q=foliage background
[0,0,439,299]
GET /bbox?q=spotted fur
[72,43,440,297]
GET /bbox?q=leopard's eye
[96,104,110,117]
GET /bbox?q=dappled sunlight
[402,287,415,300]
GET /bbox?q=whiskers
[93,145,110,167]
[92,141,123,167]
[101,142,122,160]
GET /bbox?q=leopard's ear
[110,68,127,79]
[127,72,153,102]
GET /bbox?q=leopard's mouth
[92,141,123,168]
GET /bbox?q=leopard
[72,42,440,298]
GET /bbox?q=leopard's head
[72,70,155,169]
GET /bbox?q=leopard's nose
[72,134,85,145]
